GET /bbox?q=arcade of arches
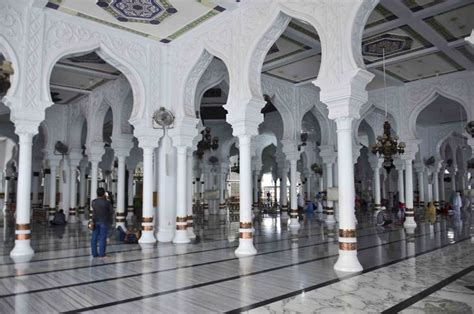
[0,0,473,312]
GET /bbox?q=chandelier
[0,59,14,95]
[371,48,405,173]
[196,127,218,159]
[371,121,405,172]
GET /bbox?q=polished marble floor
[0,212,472,313]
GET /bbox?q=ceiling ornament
[96,0,177,24]
[371,49,405,173]
[362,34,413,57]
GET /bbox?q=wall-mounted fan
[153,107,174,133]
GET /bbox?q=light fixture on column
[311,163,323,176]
[371,48,405,173]
[196,127,219,159]
[466,121,474,138]
[297,132,308,151]
[0,59,14,95]
[54,141,69,156]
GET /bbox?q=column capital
[316,69,373,121]
[281,139,300,161]
[414,162,425,173]
[368,155,383,170]
[69,149,83,167]
[111,134,133,157]
[225,98,265,138]
[400,139,420,161]
[168,116,199,148]
[86,143,105,162]
[393,158,405,171]
[13,119,41,136]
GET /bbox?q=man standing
[91,187,113,258]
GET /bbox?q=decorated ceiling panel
[46,0,233,42]
[424,4,474,42]
[402,0,446,12]
[380,51,462,82]
[267,55,321,83]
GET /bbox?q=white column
[126,164,135,221]
[139,146,156,244]
[374,167,381,209]
[333,117,362,273]
[325,162,335,223]
[69,166,78,223]
[10,132,35,258]
[115,155,127,230]
[289,158,300,228]
[43,169,50,208]
[253,171,259,211]
[397,167,405,203]
[31,172,40,206]
[3,176,10,213]
[48,164,58,221]
[235,135,257,257]
[186,150,196,239]
[89,160,99,224]
[79,163,87,222]
[280,167,289,220]
[61,159,70,218]
[173,146,190,244]
[440,170,445,208]
[219,168,227,215]
[433,171,440,211]
[404,158,417,228]
[417,170,424,209]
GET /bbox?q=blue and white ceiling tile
[96,0,177,24]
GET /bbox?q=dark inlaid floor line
[0,226,423,298]
[382,266,474,314]
[0,223,406,280]
[0,219,332,264]
[58,230,458,313]
[225,236,472,313]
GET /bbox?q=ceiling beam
[283,27,321,50]
[381,0,474,71]
[366,46,439,68]
[50,84,92,95]
[263,49,319,72]
[54,63,119,80]
[364,0,473,38]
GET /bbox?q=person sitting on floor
[115,225,140,244]
[50,209,67,225]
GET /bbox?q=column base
[235,238,257,257]
[404,215,417,228]
[157,228,174,243]
[281,210,289,220]
[173,229,190,244]
[289,218,300,229]
[10,239,34,258]
[138,230,156,244]
[326,214,336,224]
[333,249,363,273]
[69,214,78,223]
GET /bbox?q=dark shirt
[51,212,66,225]
[92,197,113,224]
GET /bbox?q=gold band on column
[15,233,31,240]
[187,215,193,220]
[326,207,334,214]
[142,225,154,231]
[176,216,188,223]
[405,209,414,217]
[142,217,153,223]
[339,242,357,250]
[239,231,253,239]
[16,224,30,230]
[339,229,356,238]
[176,224,187,230]
[290,209,298,217]
[240,222,252,229]
[69,208,76,215]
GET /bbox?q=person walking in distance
[91,187,113,257]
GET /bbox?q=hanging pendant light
[371,48,405,173]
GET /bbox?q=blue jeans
[91,222,108,257]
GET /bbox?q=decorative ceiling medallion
[362,34,413,57]
[96,0,177,24]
